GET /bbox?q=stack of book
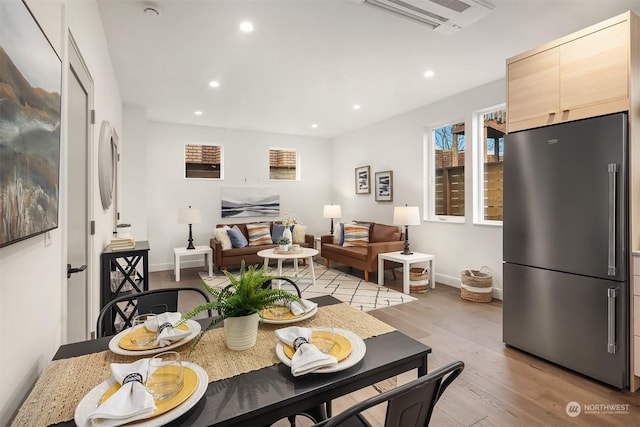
[110,237,135,250]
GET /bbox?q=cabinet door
[560,22,629,117]
[507,48,560,132]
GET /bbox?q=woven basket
[460,284,493,303]
[409,267,430,294]
[461,266,492,288]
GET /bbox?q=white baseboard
[150,260,207,273]
[435,272,503,301]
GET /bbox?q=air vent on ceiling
[360,0,494,34]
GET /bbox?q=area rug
[198,262,416,312]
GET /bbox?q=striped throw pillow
[343,224,370,247]
[246,223,273,246]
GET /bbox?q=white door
[66,35,93,343]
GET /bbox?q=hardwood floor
[150,265,639,426]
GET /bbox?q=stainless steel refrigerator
[503,113,629,389]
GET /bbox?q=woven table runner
[12,302,395,426]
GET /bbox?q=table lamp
[323,204,342,234]
[393,205,421,255]
[177,206,202,250]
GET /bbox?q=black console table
[100,240,150,309]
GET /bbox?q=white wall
[0,1,122,424]
[125,117,332,272]
[331,79,505,297]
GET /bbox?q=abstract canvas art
[0,0,62,247]
[221,188,280,218]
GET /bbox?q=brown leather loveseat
[321,221,404,282]
[210,222,314,270]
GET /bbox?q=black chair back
[319,360,464,427]
[96,287,212,337]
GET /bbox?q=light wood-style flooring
[150,264,639,426]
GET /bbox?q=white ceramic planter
[223,313,260,351]
[117,226,132,238]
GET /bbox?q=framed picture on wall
[0,0,62,248]
[375,170,393,202]
[355,165,371,194]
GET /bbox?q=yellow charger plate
[98,366,198,418]
[283,331,353,362]
[261,308,304,321]
[119,323,190,351]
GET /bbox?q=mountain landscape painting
[0,0,61,247]
[221,188,280,218]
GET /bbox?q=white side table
[174,245,213,282]
[378,251,435,294]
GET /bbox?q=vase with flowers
[277,213,301,249]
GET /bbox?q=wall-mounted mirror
[98,120,116,210]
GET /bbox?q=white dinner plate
[276,328,366,373]
[74,362,208,427]
[260,304,318,324]
[108,319,201,356]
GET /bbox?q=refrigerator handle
[607,163,618,276]
[607,287,617,354]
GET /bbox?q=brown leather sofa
[210,222,314,270]
[321,221,404,282]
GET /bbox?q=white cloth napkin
[275,326,338,376]
[289,299,317,316]
[145,312,191,347]
[87,358,155,427]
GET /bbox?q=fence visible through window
[482,110,505,221]
[434,122,465,216]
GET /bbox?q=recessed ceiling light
[311,124,318,128]
[239,21,254,32]
[209,80,220,88]
[423,70,435,78]
[352,104,361,110]
[194,110,203,116]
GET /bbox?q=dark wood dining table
[48,295,431,427]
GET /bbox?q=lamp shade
[323,204,342,219]
[177,207,202,224]
[393,206,420,226]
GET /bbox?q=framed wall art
[355,165,370,194]
[375,170,393,202]
[0,0,62,248]
[221,187,280,218]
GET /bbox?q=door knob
[67,263,87,279]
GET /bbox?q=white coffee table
[257,247,319,285]
[378,251,435,294]
[174,245,213,281]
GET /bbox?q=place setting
[74,350,208,427]
[274,317,366,376]
[260,298,318,324]
[108,312,201,356]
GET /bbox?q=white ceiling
[96,0,640,138]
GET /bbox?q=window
[184,143,223,179]
[269,148,299,180]
[473,106,505,223]
[429,121,465,220]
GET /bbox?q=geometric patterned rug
[198,261,417,312]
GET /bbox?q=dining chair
[313,360,464,427]
[96,287,212,337]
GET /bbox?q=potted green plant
[181,261,302,351]
[277,236,290,251]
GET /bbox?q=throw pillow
[227,225,248,248]
[214,225,232,250]
[333,222,345,245]
[343,223,370,247]
[292,224,307,244]
[272,223,294,244]
[246,223,273,246]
